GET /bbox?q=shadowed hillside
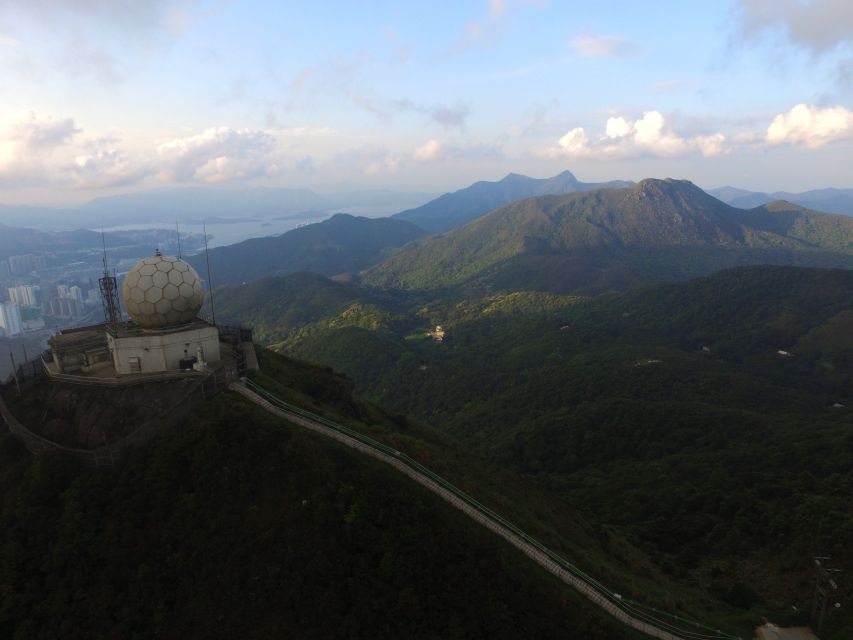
[187,213,426,285]
[0,349,689,640]
[393,170,631,234]
[365,179,853,293]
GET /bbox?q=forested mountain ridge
[392,169,632,234]
[213,272,404,344]
[186,213,426,285]
[0,348,707,640]
[272,265,853,639]
[363,179,853,293]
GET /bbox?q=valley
[4,171,853,640]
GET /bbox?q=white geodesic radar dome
[121,252,205,329]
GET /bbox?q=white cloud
[766,103,853,148]
[550,111,726,159]
[0,113,158,190]
[157,126,278,183]
[414,139,444,161]
[412,138,504,163]
[694,133,728,157]
[556,128,591,156]
[548,102,853,160]
[571,34,643,59]
[11,112,80,151]
[605,116,631,138]
[71,147,151,188]
[632,111,689,154]
[0,112,81,185]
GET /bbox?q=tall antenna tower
[98,232,122,333]
[203,222,216,325]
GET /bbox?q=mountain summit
[392,170,632,234]
[364,179,853,293]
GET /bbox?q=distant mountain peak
[553,169,578,179]
[368,178,853,293]
[635,177,695,190]
[709,185,853,217]
[631,178,707,202]
[393,169,627,234]
[759,199,809,213]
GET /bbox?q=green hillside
[393,170,631,234]
[213,272,410,344]
[9,344,768,639]
[187,213,425,285]
[276,266,853,639]
[1,349,668,640]
[364,179,853,294]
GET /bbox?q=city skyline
[0,1,852,205]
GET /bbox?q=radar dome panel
[121,253,205,328]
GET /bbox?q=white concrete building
[108,251,219,374]
[107,320,220,374]
[0,302,24,337]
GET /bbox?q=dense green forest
[6,249,852,637]
[187,213,425,285]
[393,169,631,233]
[215,265,853,638]
[1,351,657,640]
[363,180,853,294]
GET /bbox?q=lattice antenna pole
[98,231,122,333]
[176,220,182,259]
[203,222,216,325]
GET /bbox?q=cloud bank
[766,103,853,148]
[157,127,278,183]
[548,103,853,159]
[550,111,727,159]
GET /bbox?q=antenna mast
[98,231,122,333]
[203,222,216,325]
[175,220,182,258]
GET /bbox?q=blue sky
[0,0,852,204]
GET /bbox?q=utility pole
[203,222,216,325]
[9,350,21,396]
[811,557,842,631]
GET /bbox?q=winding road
[231,378,740,640]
